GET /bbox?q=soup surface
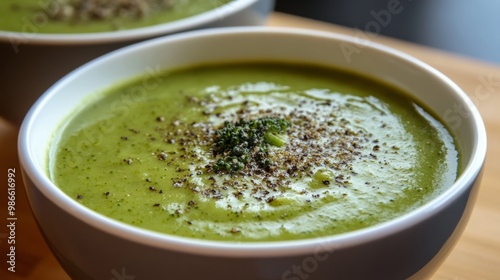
[51,62,459,241]
[0,0,232,33]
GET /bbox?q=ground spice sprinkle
[145,93,387,205]
[44,0,175,21]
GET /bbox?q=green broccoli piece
[212,117,290,173]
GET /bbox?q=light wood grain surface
[1,13,499,279]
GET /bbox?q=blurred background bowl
[18,27,486,279]
[0,0,275,125]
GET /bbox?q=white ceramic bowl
[18,27,487,280]
[0,0,275,124]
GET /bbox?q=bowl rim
[18,27,487,257]
[0,0,260,45]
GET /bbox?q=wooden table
[1,13,499,279]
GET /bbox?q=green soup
[50,62,460,241]
[0,0,232,33]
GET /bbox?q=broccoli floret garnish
[212,117,290,173]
